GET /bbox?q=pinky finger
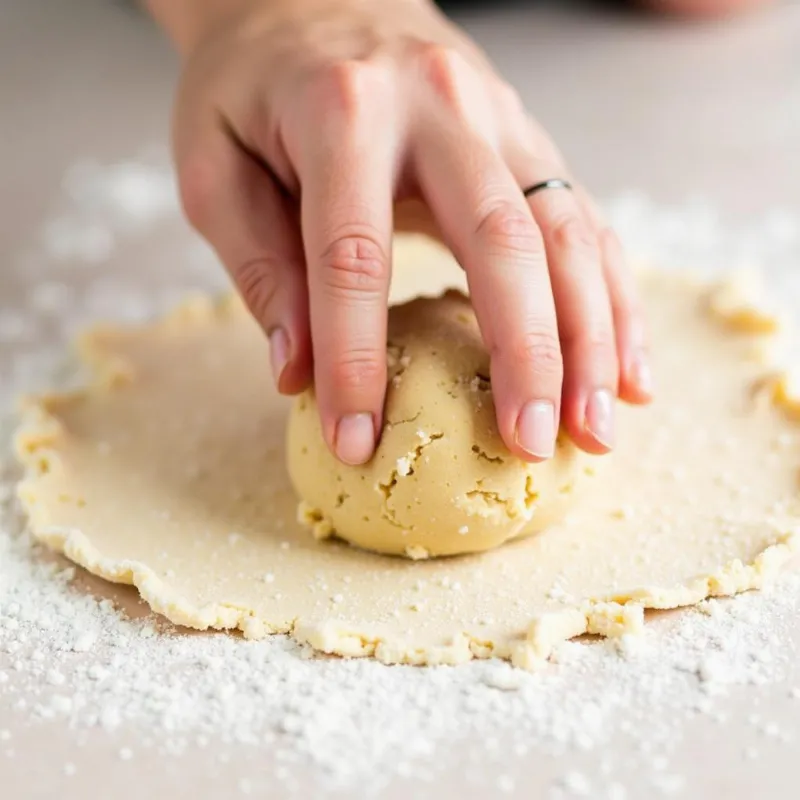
[578,191,653,405]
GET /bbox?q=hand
[166,0,653,466]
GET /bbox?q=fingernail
[516,401,556,459]
[630,352,654,397]
[335,413,375,466]
[585,389,615,449]
[269,327,290,386]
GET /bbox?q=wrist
[146,0,437,58]
[144,0,253,57]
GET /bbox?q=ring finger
[516,160,619,454]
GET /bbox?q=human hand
[166,0,653,466]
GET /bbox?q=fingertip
[614,343,654,405]
[584,388,615,452]
[618,381,653,406]
[277,357,313,396]
[561,388,615,456]
[490,350,564,464]
[267,321,313,395]
[333,412,377,466]
[513,399,558,462]
[621,352,655,405]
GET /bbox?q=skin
[145,0,769,467]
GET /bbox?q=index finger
[296,61,398,466]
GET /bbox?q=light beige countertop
[2,1,800,798]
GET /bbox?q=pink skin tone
[146,0,770,466]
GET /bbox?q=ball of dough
[287,291,585,559]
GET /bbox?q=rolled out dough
[287,290,584,559]
[14,236,800,669]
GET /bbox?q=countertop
[2,1,800,798]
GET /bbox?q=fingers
[577,189,653,405]
[414,125,564,463]
[176,126,311,395]
[519,167,619,454]
[295,61,397,465]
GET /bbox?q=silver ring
[522,179,573,198]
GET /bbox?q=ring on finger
[522,178,573,199]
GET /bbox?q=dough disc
[14,236,800,668]
[287,290,584,559]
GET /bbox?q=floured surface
[13,237,800,667]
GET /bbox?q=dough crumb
[297,502,334,540]
[405,545,429,561]
[481,665,528,692]
[707,269,781,334]
[395,456,413,477]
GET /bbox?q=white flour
[1,153,800,798]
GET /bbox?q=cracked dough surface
[288,290,584,559]
[14,235,800,668]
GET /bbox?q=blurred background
[4,0,799,232]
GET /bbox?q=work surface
[2,1,800,798]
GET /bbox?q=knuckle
[549,215,598,256]
[597,224,623,255]
[320,235,389,299]
[475,203,543,257]
[584,334,619,369]
[330,349,385,393]
[513,328,564,377]
[177,152,218,231]
[234,257,282,324]
[564,329,619,373]
[416,42,471,111]
[496,79,525,116]
[310,59,387,121]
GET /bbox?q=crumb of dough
[707,269,782,334]
[405,545,430,561]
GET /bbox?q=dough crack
[464,480,524,520]
[385,411,422,428]
[471,444,504,464]
[447,371,493,399]
[524,475,539,512]
[378,432,444,528]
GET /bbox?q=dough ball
[286,291,585,559]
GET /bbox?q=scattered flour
[1,154,800,796]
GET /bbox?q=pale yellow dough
[287,290,584,559]
[13,235,800,669]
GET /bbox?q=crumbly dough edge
[11,265,800,671]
